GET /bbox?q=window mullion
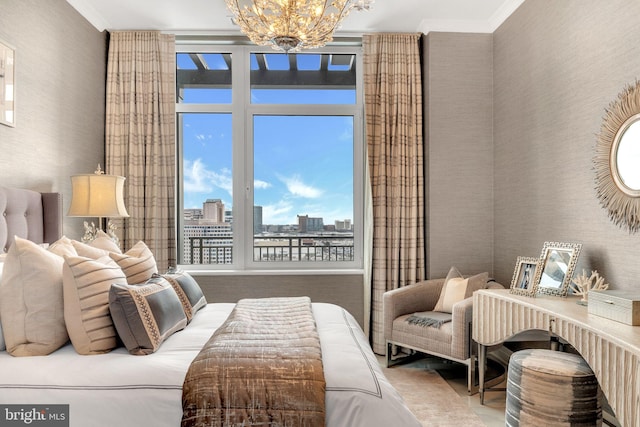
[232,46,248,269]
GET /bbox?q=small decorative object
[510,256,539,297]
[570,269,609,305]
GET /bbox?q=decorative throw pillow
[109,241,158,284]
[63,254,128,355]
[109,276,188,355]
[158,271,207,323]
[433,266,489,313]
[48,235,78,258]
[72,239,110,259]
[89,230,122,254]
[0,236,68,356]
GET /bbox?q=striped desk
[473,289,640,427]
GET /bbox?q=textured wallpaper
[493,0,640,289]
[0,0,107,241]
[424,32,494,280]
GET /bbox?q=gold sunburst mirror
[594,80,640,232]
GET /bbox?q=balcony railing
[186,235,354,264]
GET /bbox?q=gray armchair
[383,277,503,393]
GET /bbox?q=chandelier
[225,0,374,52]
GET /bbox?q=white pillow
[0,236,68,356]
[48,235,78,258]
[433,266,489,313]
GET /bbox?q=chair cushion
[392,314,452,355]
[434,266,488,313]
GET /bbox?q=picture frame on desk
[509,256,539,297]
[534,241,582,297]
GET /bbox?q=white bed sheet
[0,303,421,427]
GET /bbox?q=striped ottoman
[505,349,602,426]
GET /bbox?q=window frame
[176,43,364,271]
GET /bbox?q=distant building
[182,199,232,264]
[335,219,352,231]
[203,199,225,223]
[297,215,323,233]
[254,205,263,235]
[184,208,202,220]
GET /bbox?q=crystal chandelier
[225,0,374,52]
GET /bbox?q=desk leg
[478,343,486,405]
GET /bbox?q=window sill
[179,268,365,276]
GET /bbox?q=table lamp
[68,164,129,244]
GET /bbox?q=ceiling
[66,0,525,35]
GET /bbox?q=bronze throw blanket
[181,297,325,427]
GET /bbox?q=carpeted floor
[380,361,487,426]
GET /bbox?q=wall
[424,32,495,279]
[493,0,640,288]
[194,273,364,328]
[0,0,107,240]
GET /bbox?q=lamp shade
[68,173,129,218]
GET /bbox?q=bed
[0,186,421,427]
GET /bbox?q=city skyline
[182,113,354,226]
[184,199,353,230]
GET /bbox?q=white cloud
[262,201,294,224]
[183,158,233,196]
[254,179,272,189]
[279,174,323,199]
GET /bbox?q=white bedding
[0,303,421,427]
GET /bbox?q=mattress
[0,302,421,427]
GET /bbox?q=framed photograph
[509,256,539,297]
[533,241,582,297]
[0,38,15,127]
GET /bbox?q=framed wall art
[0,38,15,127]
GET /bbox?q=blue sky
[178,52,356,226]
[182,113,354,226]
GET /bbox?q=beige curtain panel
[363,33,425,354]
[105,31,177,272]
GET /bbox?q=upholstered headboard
[0,187,63,253]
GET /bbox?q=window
[176,44,363,270]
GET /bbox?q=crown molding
[65,0,110,32]
[488,0,525,32]
[418,0,525,35]
[418,19,492,35]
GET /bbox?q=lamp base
[82,220,120,246]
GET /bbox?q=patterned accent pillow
[109,276,188,355]
[434,266,488,313]
[159,271,207,323]
[0,236,68,356]
[109,241,158,284]
[63,254,128,355]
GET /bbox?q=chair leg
[386,341,393,368]
[467,354,478,395]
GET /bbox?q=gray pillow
[109,276,187,355]
[158,271,207,323]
